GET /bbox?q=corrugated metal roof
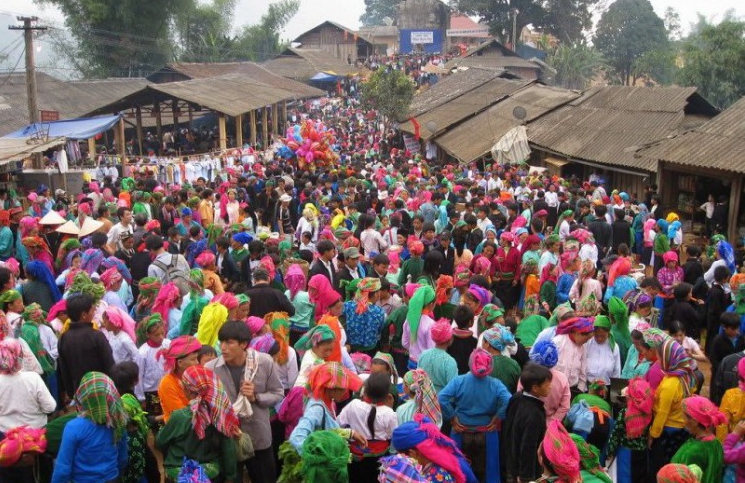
[399,77,532,139]
[434,83,580,162]
[0,72,148,136]
[293,20,373,44]
[445,56,542,71]
[86,73,323,118]
[262,48,359,81]
[405,68,507,119]
[527,86,717,172]
[637,97,745,173]
[155,61,322,98]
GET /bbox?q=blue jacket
[51,417,128,483]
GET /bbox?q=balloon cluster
[276,120,339,168]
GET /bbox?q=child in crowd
[710,312,745,382]
[447,305,478,375]
[135,314,171,418]
[197,345,217,366]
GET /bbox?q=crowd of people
[0,97,743,483]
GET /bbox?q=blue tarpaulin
[3,114,122,140]
[310,72,338,82]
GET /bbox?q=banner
[410,31,434,44]
[403,135,420,154]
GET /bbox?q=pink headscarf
[260,256,276,281]
[151,282,181,322]
[99,267,123,291]
[196,251,216,268]
[404,282,421,299]
[19,217,38,238]
[431,318,453,345]
[682,395,727,428]
[308,274,340,319]
[246,316,265,336]
[474,256,491,276]
[46,300,67,322]
[104,305,137,343]
[285,264,306,300]
[157,335,202,372]
[542,420,581,483]
[211,292,239,311]
[540,263,559,285]
[663,251,678,265]
[469,348,493,378]
[608,257,632,287]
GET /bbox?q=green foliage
[632,48,677,85]
[547,43,606,90]
[38,0,193,77]
[175,0,238,63]
[359,0,399,27]
[277,440,303,483]
[594,0,668,85]
[235,0,300,62]
[452,0,598,44]
[676,17,745,109]
[361,68,414,126]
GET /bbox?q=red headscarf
[434,275,453,306]
[308,274,341,320]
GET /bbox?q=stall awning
[3,114,122,140]
[310,72,339,82]
[545,156,569,168]
[0,137,66,163]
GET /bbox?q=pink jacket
[724,433,745,483]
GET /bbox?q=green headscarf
[340,278,362,301]
[294,325,336,351]
[75,372,128,442]
[372,351,399,380]
[544,234,560,247]
[121,393,149,437]
[736,284,745,316]
[180,294,209,337]
[301,430,350,483]
[553,209,574,234]
[406,285,436,344]
[136,313,164,345]
[593,315,615,350]
[569,434,612,483]
[20,303,54,374]
[120,178,135,192]
[608,296,631,361]
[0,289,21,305]
[207,224,223,247]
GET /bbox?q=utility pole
[9,16,48,125]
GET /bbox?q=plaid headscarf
[659,338,697,396]
[373,351,399,381]
[556,317,594,335]
[100,267,123,291]
[294,324,336,351]
[626,377,654,439]
[406,285,436,344]
[101,257,132,285]
[22,236,51,254]
[266,312,291,365]
[182,365,240,439]
[354,277,381,314]
[542,420,581,483]
[158,335,202,373]
[656,464,703,483]
[569,434,611,483]
[80,248,104,275]
[453,265,471,287]
[137,277,161,298]
[378,455,427,483]
[306,362,363,411]
[434,275,453,306]
[75,372,128,441]
[642,328,669,349]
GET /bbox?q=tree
[359,0,399,27]
[175,0,239,63]
[594,0,668,85]
[452,0,598,44]
[676,17,745,109]
[234,0,299,61]
[37,0,193,77]
[361,68,414,131]
[547,43,606,90]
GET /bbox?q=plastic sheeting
[3,114,122,140]
[0,137,66,163]
[491,125,531,165]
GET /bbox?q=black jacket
[611,220,631,254]
[502,393,546,481]
[588,219,612,258]
[217,251,240,285]
[309,259,338,289]
[710,334,745,380]
[712,351,745,405]
[58,322,115,398]
[246,284,296,318]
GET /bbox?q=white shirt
[338,398,398,440]
[136,339,171,400]
[552,334,588,391]
[544,191,559,208]
[585,338,621,385]
[0,371,56,432]
[107,222,133,249]
[274,347,299,391]
[39,324,59,361]
[361,228,389,256]
[700,201,715,219]
[105,330,140,364]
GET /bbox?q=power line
[0,49,24,88]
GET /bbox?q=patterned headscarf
[302,431,351,483]
[542,420,581,483]
[682,395,727,428]
[260,255,276,281]
[408,240,424,257]
[294,324,336,351]
[403,369,442,427]
[718,241,737,274]
[195,251,216,268]
[406,285,436,344]
[99,267,123,291]
[530,340,559,368]
[626,377,654,439]
[481,304,504,326]
[378,454,427,483]
[469,348,493,378]
[19,216,38,238]
[642,328,669,349]
[267,312,291,365]
[656,464,703,483]
[453,265,471,287]
[354,277,381,314]
[182,365,240,439]
[80,248,104,275]
[569,434,612,483]
[158,335,202,373]
[434,275,453,306]
[372,351,399,381]
[137,277,162,298]
[556,317,594,335]
[430,318,453,345]
[306,362,363,411]
[101,257,132,285]
[0,339,23,374]
[483,325,516,352]
[658,338,696,396]
[466,284,490,308]
[75,372,128,441]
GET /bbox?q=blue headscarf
[80,248,104,275]
[638,203,649,223]
[656,219,669,234]
[391,417,478,483]
[64,249,82,271]
[232,232,253,245]
[483,325,516,352]
[529,340,559,368]
[718,241,736,274]
[668,220,681,240]
[26,260,62,302]
[186,238,208,267]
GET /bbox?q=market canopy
[0,136,66,163]
[3,114,122,140]
[310,72,339,82]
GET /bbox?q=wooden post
[218,113,227,151]
[262,106,268,148]
[235,114,243,148]
[272,103,278,139]
[282,101,288,126]
[249,109,257,147]
[87,137,96,159]
[155,102,162,140]
[117,117,127,164]
[172,100,179,129]
[728,175,742,242]
[135,107,144,156]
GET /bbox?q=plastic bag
[177,458,211,483]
